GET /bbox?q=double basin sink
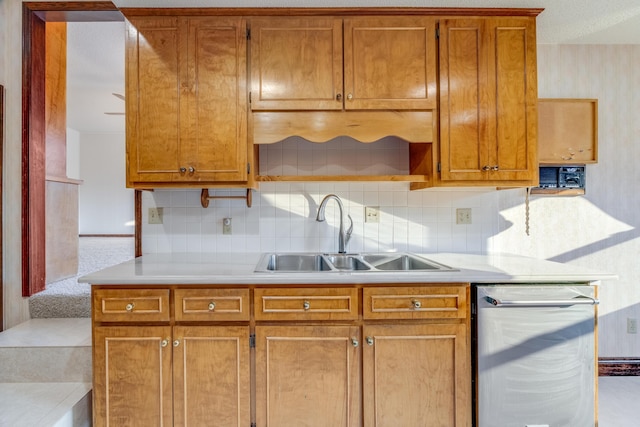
[255,252,456,273]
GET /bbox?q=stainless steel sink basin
[254,252,456,273]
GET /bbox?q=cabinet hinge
[249,91,252,104]
[247,163,251,174]
[437,162,441,173]
[436,26,440,39]
[250,334,256,348]
[246,28,251,40]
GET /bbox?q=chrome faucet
[316,194,353,254]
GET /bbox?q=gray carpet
[29,237,135,318]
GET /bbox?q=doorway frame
[21,1,122,296]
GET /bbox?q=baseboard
[599,358,640,376]
[78,234,134,238]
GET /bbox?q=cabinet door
[126,16,184,185]
[255,325,361,427]
[184,17,248,182]
[250,17,343,110]
[93,326,173,427]
[439,18,537,184]
[344,17,437,110]
[173,326,250,427]
[362,324,470,427]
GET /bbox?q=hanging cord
[525,187,530,236]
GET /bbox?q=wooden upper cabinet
[438,18,538,185]
[343,16,437,110]
[250,17,343,110]
[125,16,248,187]
[249,16,437,111]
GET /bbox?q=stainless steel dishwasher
[473,285,599,427]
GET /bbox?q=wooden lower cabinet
[92,284,470,426]
[255,325,362,427]
[92,323,250,427]
[363,324,470,427]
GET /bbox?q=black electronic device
[537,166,585,189]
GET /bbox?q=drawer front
[175,288,250,322]
[93,289,170,323]
[254,288,358,321]
[363,285,467,320]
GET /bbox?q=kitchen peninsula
[81,252,615,427]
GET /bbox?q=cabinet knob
[492,165,499,171]
[180,167,187,173]
[188,166,195,173]
[125,303,135,312]
[303,300,310,311]
[336,93,342,101]
[161,339,169,347]
[347,93,353,100]
[208,302,216,311]
[173,340,180,347]
[482,165,491,171]
[412,300,422,309]
[366,336,374,346]
[351,338,359,347]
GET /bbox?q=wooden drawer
[175,288,250,322]
[363,285,467,320]
[93,288,170,323]
[254,288,358,321]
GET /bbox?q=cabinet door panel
[173,326,250,427]
[363,324,470,427]
[255,325,361,427]
[186,17,247,181]
[250,17,343,110]
[93,326,173,427]
[439,20,487,181]
[489,20,538,181]
[126,17,184,183]
[344,17,437,110]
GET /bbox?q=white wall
[78,132,134,235]
[66,127,80,179]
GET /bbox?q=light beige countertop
[78,252,617,285]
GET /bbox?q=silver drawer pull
[366,336,374,346]
[412,300,422,309]
[161,339,169,347]
[303,300,310,310]
[208,302,216,311]
[351,338,359,347]
[125,303,135,312]
[173,340,180,347]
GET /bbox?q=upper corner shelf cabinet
[249,16,438,111]
[437,17,539,187]
[125,15,251,189]
[538,98,598,164]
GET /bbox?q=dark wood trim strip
[599,358,640,376]
[135,190,142,258]
[22,5,47,297]
[119,7,544,17]
[1,85,4,330]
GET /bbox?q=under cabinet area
[92,283,470,427]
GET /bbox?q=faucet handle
[345,214,354,244]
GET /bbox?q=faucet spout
[316,194,353,254]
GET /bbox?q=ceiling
[66,0,640,133]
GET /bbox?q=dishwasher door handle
[485,295,599,307]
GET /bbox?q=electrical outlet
[628,318,638,334]
[223,218,232,235]
[148,208,163,224]
[365,206,380,223]
[456,208,472,225]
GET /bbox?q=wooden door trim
[21,2,121,296]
